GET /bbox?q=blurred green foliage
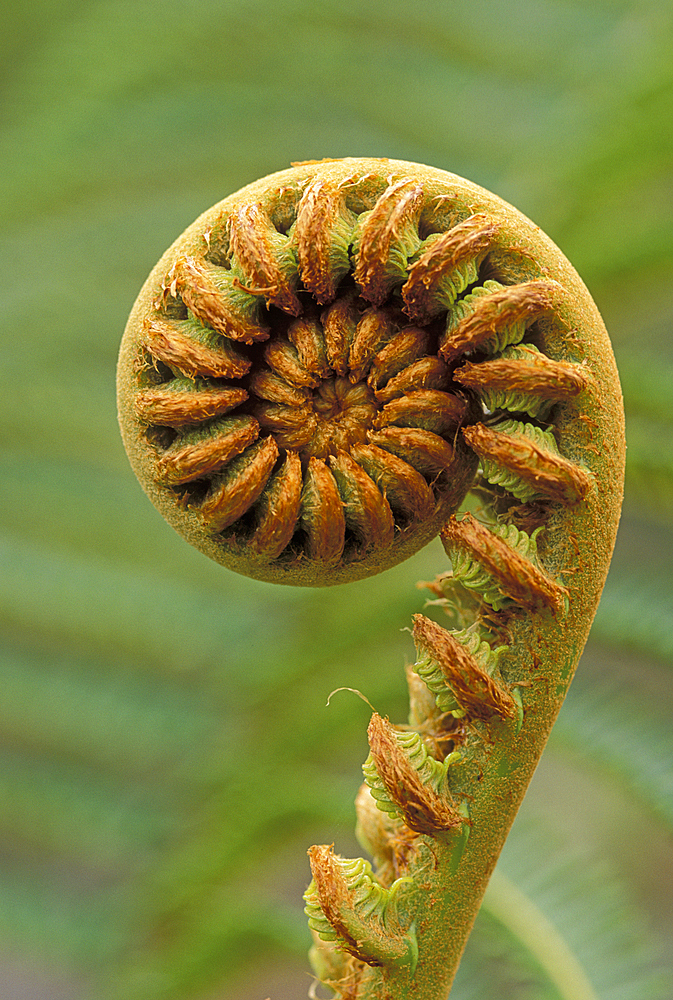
[1,1,672,998]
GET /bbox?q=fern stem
[483,869,599,1000]
[117,158,625,999]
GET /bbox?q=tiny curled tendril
[326,687,378,713]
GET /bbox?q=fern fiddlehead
[117,158,625,999]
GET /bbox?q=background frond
[452,821,669,1000]
[550,678,673,832]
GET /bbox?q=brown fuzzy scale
[228,202,302,316]
[299,457,346,562]
[247,370,309,406]
[412,614,516,721]
[329,452,396,554]
[172,256,270,344]
[441,512,568,616]
[142,317,252,380]
[454,349,589,401]
[367,326,430,392]
[439,279,559,361]
[197,435,279,532]
[249,450,303,560]
[155,417,259,485]
[462,422,594,504]
[374,356,451,403]
[322,292,361,377]
[307,846,413,970]
[368,426,456,478]
[367,714,463,834]
[288,315,331,379]
[353,181,424,306]
[134,385,249,426]
[254,401,318,451]
[350,444,435,524]
[349,308,399,384]
[402,214,499,323]
[263,338,320,389]
[307,846,372,965]
[376,390,470,437]
[295,178,355,304]
[311,952,373,1000]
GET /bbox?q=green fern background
[1,2,672,998]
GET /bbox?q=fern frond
[362,720,459,820]
[476,420,563,502]
[444,280,528,356]
[446,520,546,610]
[476,822,671,1000]
[623,415,673,516]
[617,350,673,424]
[550,678,673,832]
[0,749,172,863]
[0,647,219,779]
[593,573,673,665]
[0,868,124,966]
[0,534,287,678]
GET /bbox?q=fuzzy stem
[117,158,624,1000]
[293,162,624,1000]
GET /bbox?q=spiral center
[130,167,515,581]
[304,377,378,459]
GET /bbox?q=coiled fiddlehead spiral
[117,158,625,999]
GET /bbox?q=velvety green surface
[1,2,672,998]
